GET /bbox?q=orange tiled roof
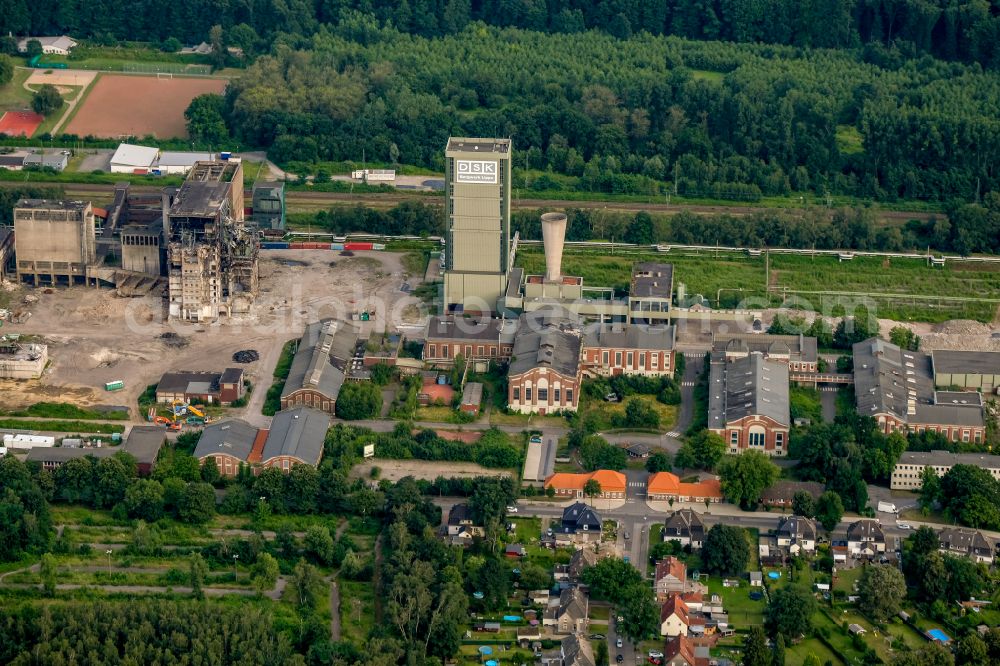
[247,428,268,464]
[544,470,627,492]
[655,556,687,584]
[648,472,722,500]
[660,592,690,625]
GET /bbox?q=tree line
[213,22,1000,204]
[4,1,999,69]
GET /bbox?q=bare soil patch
[351,459,509,483]
[64,75,226,138]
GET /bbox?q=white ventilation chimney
[541,212,567,282]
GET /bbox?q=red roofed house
[663,635,709,666]
[654,557,687,601]
[544,470,627,499]
[647,472,723,503]
[659,592,690,637]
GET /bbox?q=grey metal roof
[26,446,116,464]
[853,338,983,428]
[157,152,213,167]
[219,367,243,384]
[425,315,515,344]
[509,316,581,378]
[0,156,24,167]
[582,322,676,351]
[23,153,68,169]
[193,418,259,461]
[123,426,166,465]
[708,352,790,428]
[556,588,588,622]
[261,407,330,465]
[281,320,359,401]
[931,350,1000,375]
[630,262,673,298]
[713,333,818,363]
[157,371,221,395]
[461,382,483,406]
[897,450,1000,469]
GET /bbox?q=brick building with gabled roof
[545,470,626,499]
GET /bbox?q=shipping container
[261,242,289,249]
[330,243,344,250]
[304,242,328,249]
[345,242,373,251]
[288,242,307,249]
[105,380,125,391]
[372,243,386,250]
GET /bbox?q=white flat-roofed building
[155,152,214,175]
[110,144,160,174]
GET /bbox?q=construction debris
[232,349,260,363]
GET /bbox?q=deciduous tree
[857,564,906,622]
[718,450,779,509]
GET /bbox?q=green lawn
[832,566,863,597]
[339,580,375,644]
[706,576,765,628]
[835,125,864,156]
[516,248,1000,322]
[578,392,677,432]
[0,68,34,112]
[509,517,541,544]
[691,69,725,83]
[786,637,845,666]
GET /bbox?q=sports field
[63,74,226,138]
[0,111,43,136]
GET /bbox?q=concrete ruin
[0,336,47,379]
[13,199,96,286]
[165,160,258,321]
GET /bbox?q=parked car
[506,505,518,513]
[616,637,623,648]
[616,655,624,664]
[649,652,664,659]
[624,531,630,540]
[604,392,619,402]
[529,434,543,444]
[589,634,606,641]
[897,522,911,530]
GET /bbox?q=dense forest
[5,1,1000,68]
[214,22,1000,203]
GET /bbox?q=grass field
[0,68,34,113]
[836,125,864,155]
[786,637,845,665]
[515,247,1000,322]
[578,393,677,432]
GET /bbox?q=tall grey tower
[443,137,512,313]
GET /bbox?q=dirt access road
[0,250,428,420]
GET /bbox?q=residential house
[568,548,599,580]
[749,572,763,587]
[560,634,596,666]
[760,480,824,508]
[508,315,582,414]
[776,516,817,554]
[155,368,245,405]
[938,527,994,564]
[460,382,483,415]
[854,338,985,442]
[654,557,688,600]
[561,502,603,533]
[259,407,329,470]
[280,319,360,414]
[890,450,1000,490]
[580,323,676,377]
[546,471,627,500]
[446,503,483,539]
[708,351,790,456]
[659,592,691,637]
[18,35,78,55]
[663,635,708,666]
[663,509,706,549]
[647,472,722,503]
[625,442,651,458]
[847,519,886,557]
[543,588,589,635]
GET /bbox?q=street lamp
[233,554,239,582]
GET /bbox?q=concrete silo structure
[540,212,567,282]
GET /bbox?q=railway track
[0,180,941,222]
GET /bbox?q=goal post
[156,72,173,81]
